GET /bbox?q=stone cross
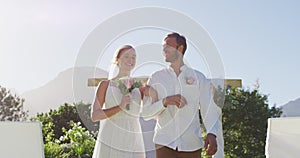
[88,78,242,88]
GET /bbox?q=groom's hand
[204,133,217,156]
[163,94,187,108]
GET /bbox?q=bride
[91,45,156,158]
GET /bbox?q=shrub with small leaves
[61,121,95,157]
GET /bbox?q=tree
[32,103,80,140]
[0,85,28,121]
[222,87,282,158]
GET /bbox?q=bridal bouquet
[115,77,142,110]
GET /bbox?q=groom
[142,32,220,158]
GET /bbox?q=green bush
[61,121,95,157]
[31,102,99,142]
[43,121,95,158]
[31,102,97,158]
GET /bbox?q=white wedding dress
[92,80,145,158]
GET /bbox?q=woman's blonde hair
[112,45,135,65]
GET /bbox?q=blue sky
[0,0,299,107]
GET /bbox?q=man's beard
[165,51,179,62]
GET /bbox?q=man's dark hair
[164,32,187,55]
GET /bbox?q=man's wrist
[207,133,217,138]
[162,98,167,107]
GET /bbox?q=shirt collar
[167,64,188,73]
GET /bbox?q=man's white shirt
[142,65,220,151]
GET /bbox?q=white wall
[0,122,44,158]
[266,118,300,158]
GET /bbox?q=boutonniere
[185,76,196,85]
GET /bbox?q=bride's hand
[119,94,131,109]
[142,85,154,96]
[141,85,158,102]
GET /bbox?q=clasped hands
[141,85,187,108]
[162,94,187,108]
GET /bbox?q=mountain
[281,98,300,117]
[21,67,108,117]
